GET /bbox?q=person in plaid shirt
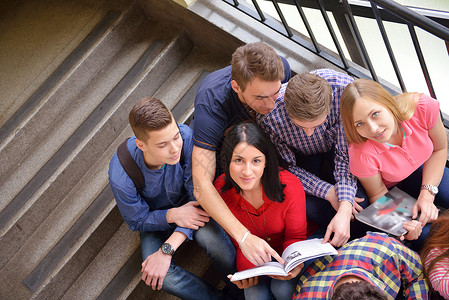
[293,232,429,299]
[256,69,368,248]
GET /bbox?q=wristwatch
[160,243,175,256]
[421,184,438,196]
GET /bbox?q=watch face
[431,186,438,194]
[161,243,174,255]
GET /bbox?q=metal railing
[222,0,449,127]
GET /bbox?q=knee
[195,222,233,249]
[271,278,297,300]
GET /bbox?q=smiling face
[229,142,266,193]
[232,77,282,115]
[136,118,183,170]
[352,97,398,144]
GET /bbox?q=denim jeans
[140,219,237,300]
[294,149,370,240]
[333,165,449,252]
[394,165,449,251]
[243,274,298,300]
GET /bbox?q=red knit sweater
[214,170,307,271]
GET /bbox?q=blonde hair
[340,79,419,144]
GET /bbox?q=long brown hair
[420,209,449,292]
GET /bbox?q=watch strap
[161,242,175,255]
[421,184,438,195]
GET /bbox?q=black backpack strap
[180,146,185,166]
[117,138,145,193]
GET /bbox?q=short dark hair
[231,42,285,91]
[220,122,285,203]
[332,280,388,300]
[129,97,173,141]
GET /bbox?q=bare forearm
[195,181,247,241]
[421,148,446,187]
[165,231,187,250]
[192,146,247,241]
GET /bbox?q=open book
[355,187,416,237]
[230,238,337,281]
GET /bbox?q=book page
[230,238,338,281]
[282,239,338,272]
[230,262,287,281]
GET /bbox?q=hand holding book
[229,238,338,282]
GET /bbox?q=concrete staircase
[0,0,237,299]
[9,0,439,299]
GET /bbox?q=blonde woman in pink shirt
[421,209,449,299]
[340,79,449,251]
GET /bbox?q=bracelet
[239,230,250,247]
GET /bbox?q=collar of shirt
[228,187,273,215]
[327,268,387,299]
[360,121,413,154]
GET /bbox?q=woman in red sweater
[214,122,307,300]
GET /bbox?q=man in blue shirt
[257,69,369,248]
[192,42,292,268]
[108,97,239,299]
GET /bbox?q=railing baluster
[272,0,293,37]
[316,0,349,69]
[407,23,437,99]
[220,0,449,118]
[252,0,266,22]
[370,1,407,92]
[292,0,321,53]
[341,0,378,81]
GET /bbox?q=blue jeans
[394,165,449,251]
[341,165,449,252]
[294,149,370,240]
[243,274,298,300]
[140,219,237,300]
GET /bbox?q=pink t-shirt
[349,94,440,188]
[424,247,449,299]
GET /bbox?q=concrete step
[0,3,203,298]
[1,0,316,298]
[0,1,145,190]
[43,46,230,300]
[0,23,186,264]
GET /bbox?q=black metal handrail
[222,0,449,127]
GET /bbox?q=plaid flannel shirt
[293,232,429,299]
[256,69,356,204]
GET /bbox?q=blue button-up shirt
[108,124,196,240]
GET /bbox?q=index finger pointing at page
[268,247,284,265]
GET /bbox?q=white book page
[230,262,287,281]
[282,239,338,272]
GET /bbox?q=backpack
[116,137,185,194]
